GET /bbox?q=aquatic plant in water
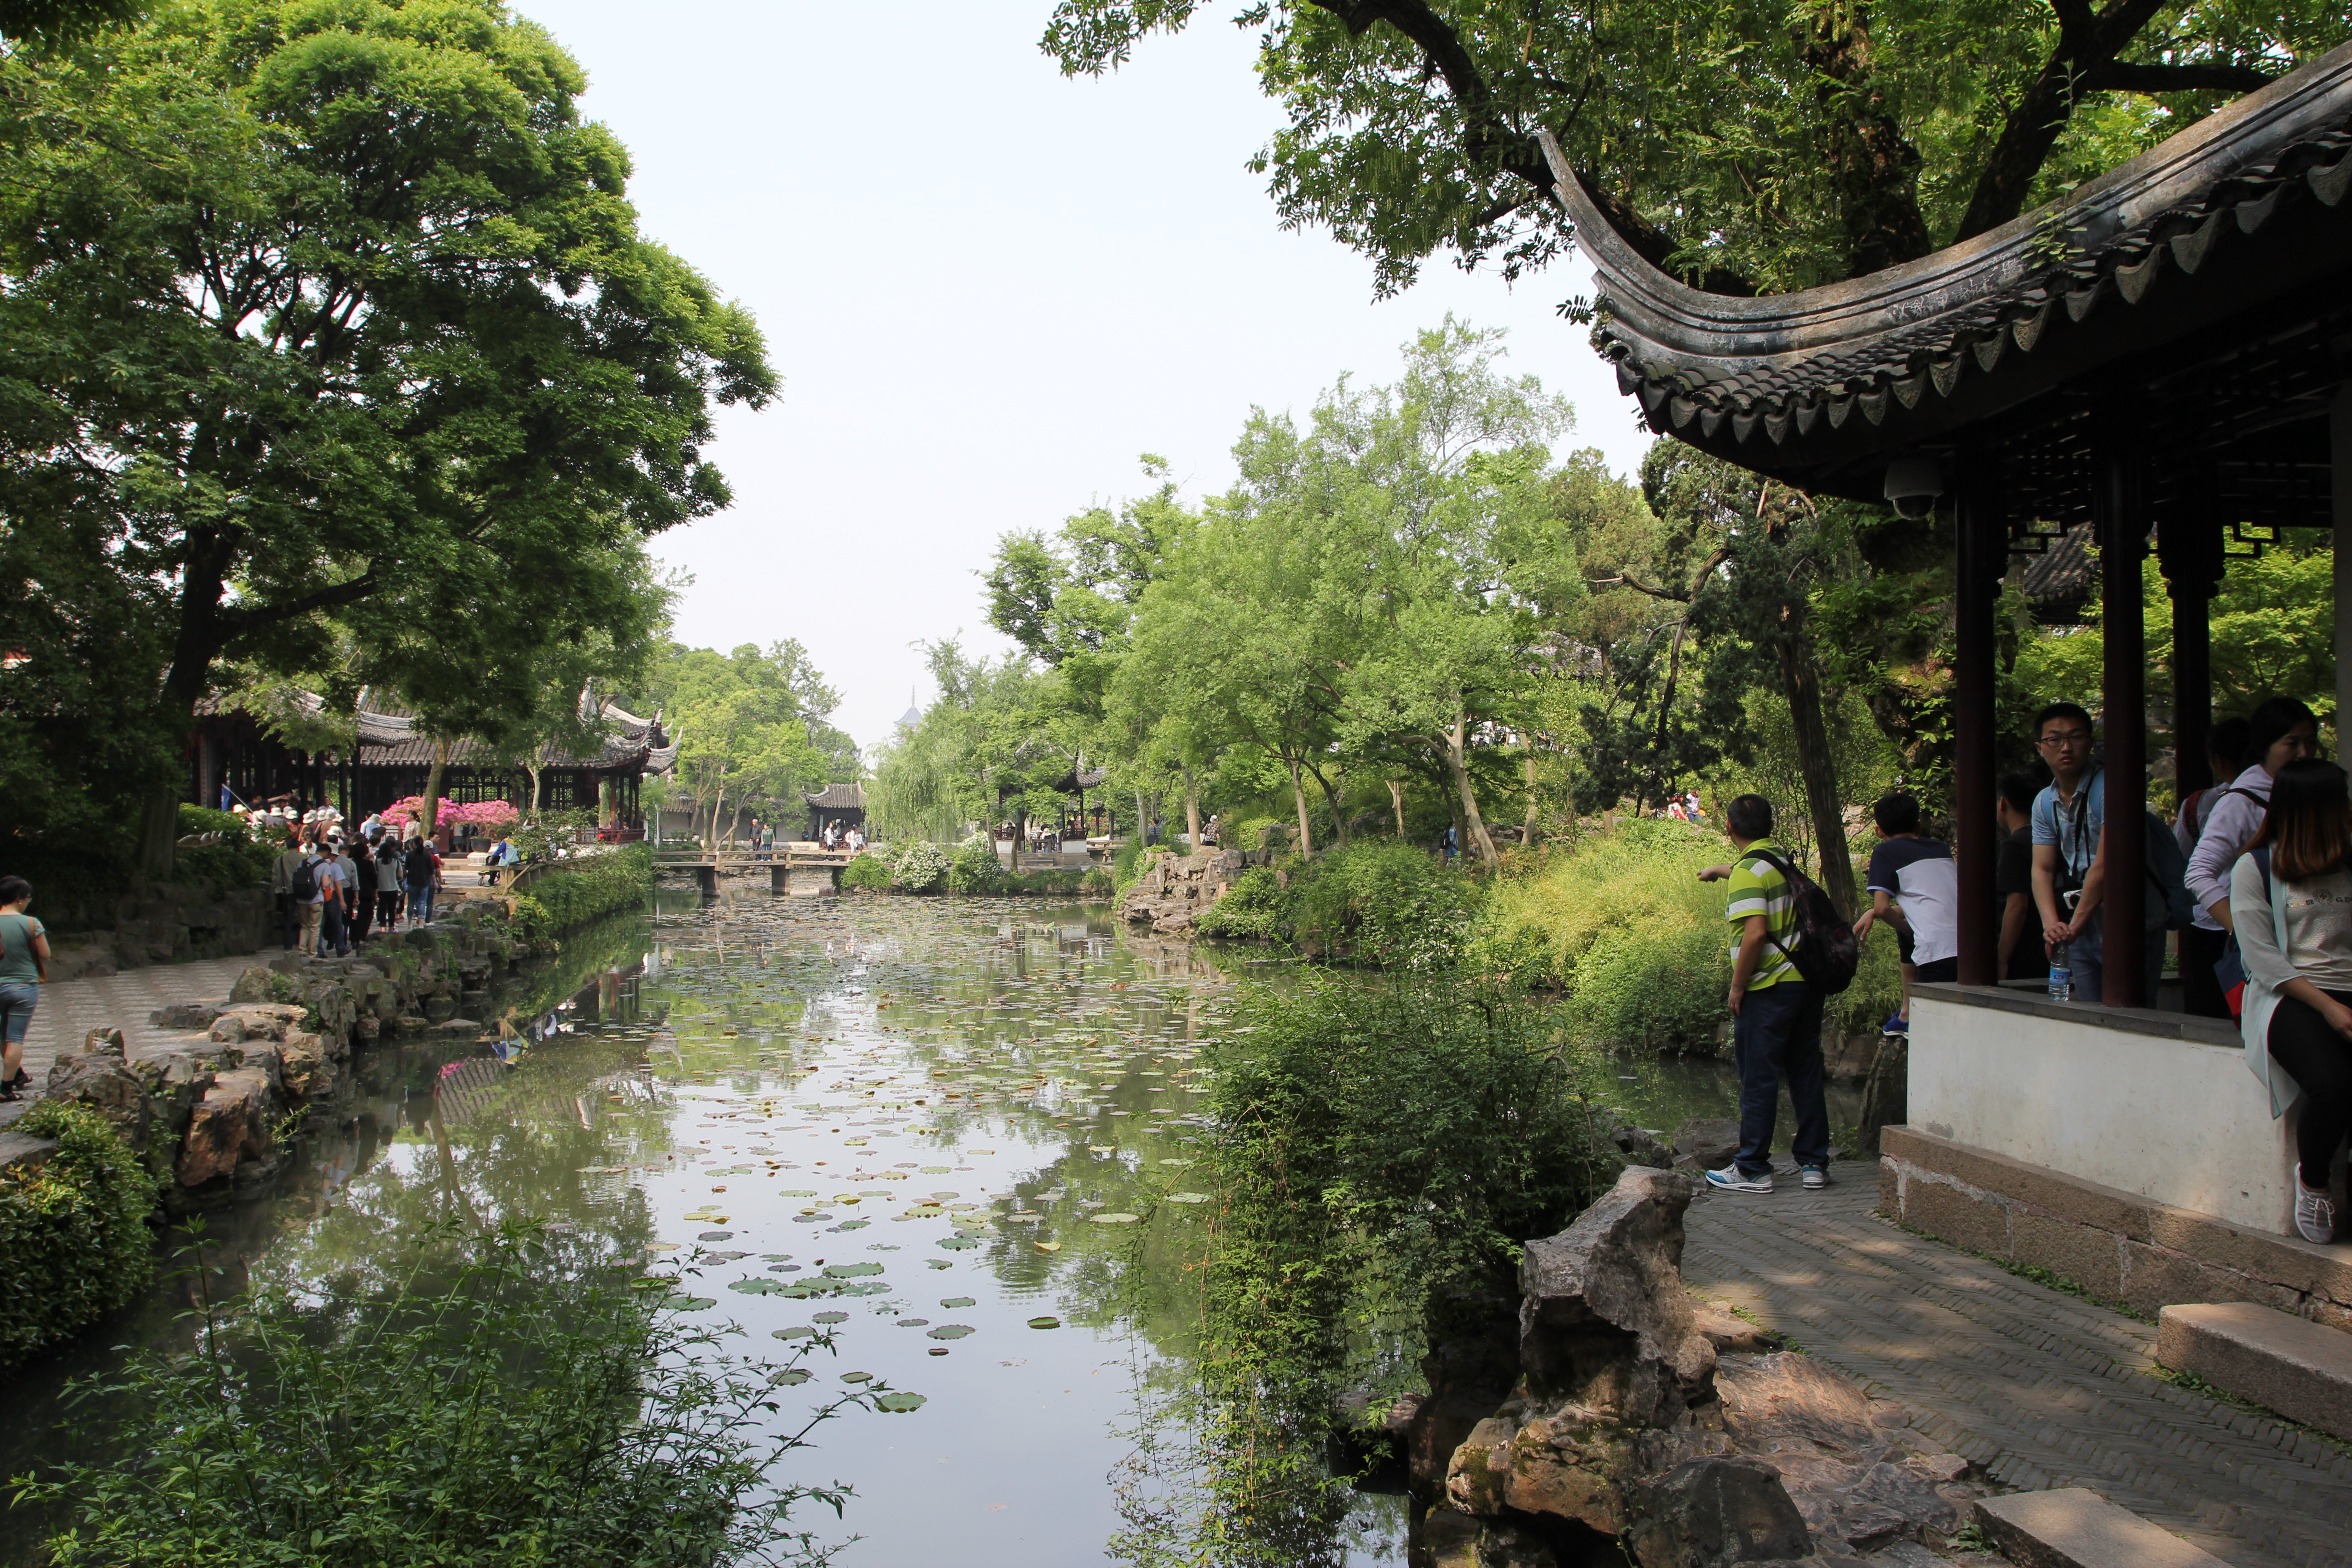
[15,1219,882,1568]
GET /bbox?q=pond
[0,890,1827,1566]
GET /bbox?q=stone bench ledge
[2157,1299,2352,1440]
[1975,1489,2227,1568]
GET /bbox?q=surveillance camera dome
[1883,454,1945,521]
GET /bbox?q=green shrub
[0,1102,161,1367]
[943,834,1004,894]
[1285,840,1472,964]
[1195,864,1289,941]
[16,1222,877,1567]
[841,852,892,891]
[519,845,652,935]
[173,803,274,889]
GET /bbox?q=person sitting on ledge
[2231,756,2352,1245]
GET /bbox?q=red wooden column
[1954,465,2003,987]
[2095,406,2149,1007]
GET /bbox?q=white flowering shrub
[882,839,949,893]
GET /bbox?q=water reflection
[0,891,1758,1568]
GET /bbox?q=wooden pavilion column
[1953,465,2004,986]
[2334,383,2352,747]
[2159,472,2224,797]
[2095,403,2149,1008]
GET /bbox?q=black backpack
[290,858,318,901]
[1740,849,1860,995]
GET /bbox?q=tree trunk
[1182,766,1201,852]
[528,753,544,813]
[137,544,235,876]
[422,738,448,844]
[1443,711,1500,865]
[1387,779,1406,837]
[1285,755,1314,859]
[1523,750,1540,846]
[1310,762,1349,847]
[1776,634,1857,919]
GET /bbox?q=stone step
[1975,1489,2227,1568]
[2157,1298,2352,1440]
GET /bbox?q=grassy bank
[1480,820,1901,1051]
[843,838,1112,899]
[510,844,655,939]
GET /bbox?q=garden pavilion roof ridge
[1540,38,2352,488]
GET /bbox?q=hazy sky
[512,1,1650,755]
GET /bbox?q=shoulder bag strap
[1737,851,1803,965]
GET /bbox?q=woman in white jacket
[2233,757,2352,1244]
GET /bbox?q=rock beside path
[1116,849,1268,936]
[1421,1165,1989,1567]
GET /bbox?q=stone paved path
[3,951,274,1128]
[1683,1163,2352,1568]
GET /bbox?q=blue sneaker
[1705,1164,1773,1195]
[1881,1012,1909,1038]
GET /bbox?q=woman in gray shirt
[2232,758,2352,1243]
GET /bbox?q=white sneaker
[2296,1181,2336,1245]
[1705,1163,1773,1194]
[1802,1166,1831,1191]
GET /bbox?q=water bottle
[2048,944,2072,1003]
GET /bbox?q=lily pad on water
[941,1297,975,1308]
[1089,1213,1141,1225]
[936,1236,980,1251]
[729,1279,788,1294]
[1034,1240,1061,1253]
[926,1259,953,1269]
[1026,1316,1061,1330]
[840,1371,872,1383]
[772,1327,817,1339]
[1166,1192,1211,1204]
[1160,1159,1194,1168]
[927,1324,975,1340]
[707,1250,750,1260]
[833,1220,870,1231]
[824,1263,885,1278]
[779,1190,818,1197]
[769,1368,813,1385]
[813,1311,849,1324]
[661,1294,718,1311]
[873,1392,927,1413]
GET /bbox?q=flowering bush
[880,839,949,894]
[946,833,1007,894]
[381,796,520,831]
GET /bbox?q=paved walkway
[13,951,271,1093]
[1684,1164,2352,1568]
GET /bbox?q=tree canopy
[0,0,772,867]
[1045,0,2350,292]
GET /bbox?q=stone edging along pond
[0,853,656,1367]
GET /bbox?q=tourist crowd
[1691,693,2347,1245]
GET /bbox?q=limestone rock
[44,1048,156,1150]
[1518,1166,1716,1424]
[278,1030,334,1098]
[1626,1455,1811,1568]
[228,966,276,1004]
[1671,1117,1742,1173]
[176,1066,275,1186]
[1692,1302,1775,1354]
[149,1002,222,1031]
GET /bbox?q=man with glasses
[2029,704,2107,998]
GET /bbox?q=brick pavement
[3,950,274,1127]
[1683,1164,2352,1568]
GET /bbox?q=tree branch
[216,568,381,642]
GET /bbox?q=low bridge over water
[652,847,851,897]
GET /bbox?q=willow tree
[0,0,772,873]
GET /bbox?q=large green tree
[0,0,772,872]
[1045,1,2346,292]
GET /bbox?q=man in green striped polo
[1696,794,1832,1195]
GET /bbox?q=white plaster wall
[1910,995,2298,1235]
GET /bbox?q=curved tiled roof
[1550,39,2352,494]
[804,782,865,810]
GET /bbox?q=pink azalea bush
[380,796,521,831]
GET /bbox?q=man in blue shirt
[2028,701,2156,1002]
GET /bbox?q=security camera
[1883,455,1945,521]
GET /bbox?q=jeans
[1734,978,1830,1176]
[407,881,434,925]
[0,981,35,1046]
[2267,987,2352,1186]
[2068,908,2166,1004]
[323,900,348,956]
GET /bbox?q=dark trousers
[2180,925,2230,1018]
[2267,988,2352,1186]
[323,900,347,956]
[277,892,299,949]
[378,888,402,926]
[348,887,373,945]
[1734,978,1830,1176]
